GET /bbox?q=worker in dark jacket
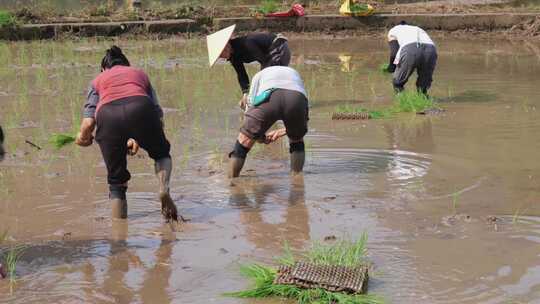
[75,46,179,222]
[385,21,437,95]
[207,25,291,110]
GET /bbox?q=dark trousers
[393,43,437,94]
[241,89,309,141]
[96,96,170,186]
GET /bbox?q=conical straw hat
[207,24,236,67]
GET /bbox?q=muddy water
[0,35,539,303]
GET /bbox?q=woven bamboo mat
[274,262,368,294]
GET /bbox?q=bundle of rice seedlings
[379,63,390,73]
[333,104,393,120]
[226,234,384,304]
[393,91,435,113]
[49,133,76,149]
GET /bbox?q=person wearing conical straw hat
[207,25,291,110]
[227,65,309,178]
[75,46,179,223]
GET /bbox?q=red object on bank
[265,4,305,17]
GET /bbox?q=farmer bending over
[207,25,291,110]
[385,21,438,95]
[75,46,179,222]
[229,66,309,177]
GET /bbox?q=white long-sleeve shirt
[247,66,307,108]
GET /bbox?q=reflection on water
[0,228,176,303]
[1,36,540,303]
[230,175,310,252]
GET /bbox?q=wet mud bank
[0,13,538,40]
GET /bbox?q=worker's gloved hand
[127,138,139,156]
[238,94,248,111]
[75,132,93,147]
[386,63,397,73]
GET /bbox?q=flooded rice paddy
[0,35,540,303]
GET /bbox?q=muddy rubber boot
[290,151,305,174]
[111,198,127,219]
[229,156,246,178]
[155,157,179,222]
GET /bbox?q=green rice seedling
[334,104,366,114]
[451,191,459,214]
[0,230,8,244]
[366,109,394,119]
[393,91,434,113]
[3,245,25,281]
[276,241,296,266]
[49,133,76,149]
[512,205,526,224]
[226,234,384,304]
[305,233,368,267]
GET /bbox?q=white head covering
[206,24,236,67]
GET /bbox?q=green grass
[49,133,76,149]
[379,63,390,73]
[0,10,15,27]
[226,234,384,304]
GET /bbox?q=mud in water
[0,35,540,303]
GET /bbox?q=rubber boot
[111,198,127,219]
[290,151,305,174]
[155,157,178,222]
[229,156,246,178]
